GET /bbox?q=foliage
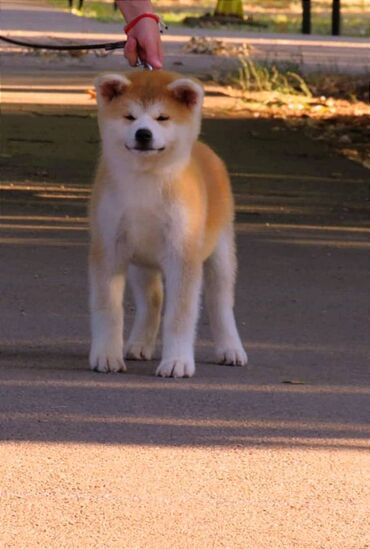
[49,0,122,22]
[236,58,312,97]
[214,0,244,18]
[249,12,369,37]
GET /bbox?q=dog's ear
[94,73,131,105]
[167,78,204,109]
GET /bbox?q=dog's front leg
[156,256,202,378]
[89,247,127,373]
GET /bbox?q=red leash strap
[124,13,161,34]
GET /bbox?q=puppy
[89,70,247,378]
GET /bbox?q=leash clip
[136,60,153,70]
[159,20,168,34]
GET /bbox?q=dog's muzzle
[135,128,153,150]
[126,128,165,153]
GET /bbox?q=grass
[235,59,312,97]
[250,13,369,36]
[48,0,122,22]
[228,57,369,105]
[47,0,370,36]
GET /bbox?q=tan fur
[89,70,247,377]
[100,71,200,122]
[191,141,234,259]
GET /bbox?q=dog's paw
[125,342,154,361]
[216,346,248,367]
[89,343,127,373]
[155,358,195,378]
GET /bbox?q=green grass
[49,0,122,22]
[47,0,370,36]
[48,1,207,25]
[245,0,369,9]
[251,13,369,36]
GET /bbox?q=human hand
[124,17,163,69]
[116,1,163,69]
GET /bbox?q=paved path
[1,2,370,547]
[1,107,370,547]
[1,0,370,74]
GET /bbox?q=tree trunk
[301,0,311,34]
[214,0,244,20]
[332,0,341,35]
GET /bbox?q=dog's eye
[124,114,136,121]
[156,115,169,122]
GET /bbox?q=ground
[0,2,369,548]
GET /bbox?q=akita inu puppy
[89,70,247,377]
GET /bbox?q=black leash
[0,34,126,51]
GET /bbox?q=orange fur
[88,70,247,377]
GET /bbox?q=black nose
[135,128,152,143]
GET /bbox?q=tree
[301,0,341,36]
[301,0,311,34]
[214,0,244,20]
[332,0,341,35]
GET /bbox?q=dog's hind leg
[204,225,248,366]
[125,266,163,360]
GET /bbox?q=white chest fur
[89,71,247,378]
[97,166,186,269]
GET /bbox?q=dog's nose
[135,128,152,143]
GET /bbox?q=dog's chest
[100,172,187,267]
[120,209,167,264]
[111,184,174,267]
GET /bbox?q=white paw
[125,342,154,361]
[216,346,248,366]
[155,358,195,378]
[89,342,127,373]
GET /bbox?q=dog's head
[94,70,204,170]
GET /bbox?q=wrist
[124,13,160,34]
[116,0,155,23]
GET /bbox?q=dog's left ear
[94,73,131,105]
[167,78,204,109]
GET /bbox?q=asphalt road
[1,105,370,547]
[1,0,370,74]
[1,1,370,546]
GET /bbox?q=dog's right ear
[94,74,131,105]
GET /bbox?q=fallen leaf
[281,380,306,385]
[86,88,96,100]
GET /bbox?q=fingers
[141,32,163,69]
[152,38,164,69]
[140,40,163,69]
[124,19,163,69]
[124,35,138,66]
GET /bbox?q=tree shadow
[1,111,369,451]
[0,359,369,450]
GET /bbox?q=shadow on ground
[0,361,369,450]
[1,109,369,450]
